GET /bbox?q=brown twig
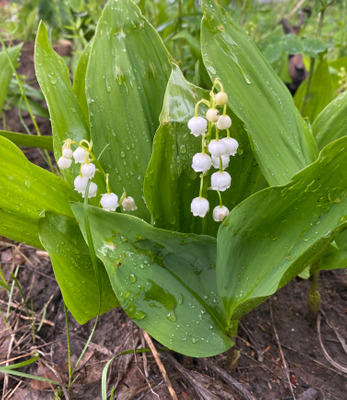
[321,308,347,354]
[202,359,256,400]
[269,300,296,399]
[317,314,347,374]
[142,331,178,400]
[286,0,307,19]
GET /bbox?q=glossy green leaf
[38,211,119,324]
[312,91,347,150]
[72,204,233,357]
[294,57,334,123]
[201,0,318,186]
[34,22,90,186]
[144,65,265,236]
[0,136,78,249]
[0,43,22,114]
[72,40,92,126]
[86,0,172,220]
[0,130,53,150]
[217,136,347,323]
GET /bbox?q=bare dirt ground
[0,42,346,400]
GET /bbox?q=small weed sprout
[188,78,239,221]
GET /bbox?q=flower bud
[62,147,73,159]
[101,193,119,211]
[213,205,229,221]
[211,171,231,191]
[217,115,232,130]
[211,154,230,170]
[214,92,228,106]
[74,175,89,193]
[187,116,207,136]
[192,153,212,173]
[206,108,220,122]
[73,147,88,163]
[191,197,209,218]
[81,163,96,179]
[57,156,72,169]
[208,139,227,157]
[82,182,98,198]
[122,196,137,211]
[221,137,239,156]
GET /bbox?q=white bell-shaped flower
[206,108,220,122]
[214,92,228,106]
[222,137,239,156]
[122,196,137,211]
[187,116,207,136]
[208,139,227,157]
[211,154,230,170]
[74,175,89,193]
[82,182,97,198]
[191,197,209,218]
[213,205,229,222]
[81,163,96,179]
[211,171,231,191]
[73,147,88,163]
[57,156,72,169]
[101,193,119,211]
[62,147,73,159]
[192,153,212,173]
[217,115,232,130]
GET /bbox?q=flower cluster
[188,79,239,222]
[57,139,137,213]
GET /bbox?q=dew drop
[167,311,176,322]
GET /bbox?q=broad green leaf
[320,233,347,271]
[312,91,347,150]
[34,22,90,186]
[38,211,119,324]
[86,0,172,220]
[0,137,78,249]
[201,0,318,186]
[72,41,92,126]
[0,43,22,114]
[72,204,233,357]
[281,34,303,54]
[144,65,265,236]
[217,136,347,323]
[0,130,53,150]
[259,36,283,63]
[294,57,334,123]
[302,38,326,58]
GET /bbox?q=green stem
[217,190,223,207]
[199,173,204,198]
[64,303,72,385]
[194,99,210,117]
[308,268,321,323]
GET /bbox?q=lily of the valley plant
[0,0,346,357]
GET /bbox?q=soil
[0,42,346,400]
